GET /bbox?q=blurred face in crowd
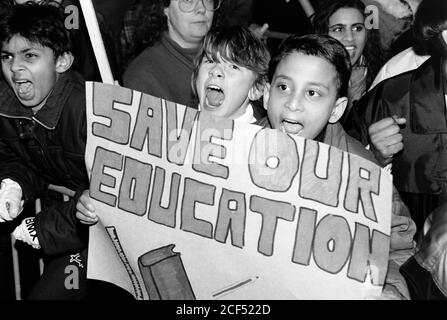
[164,0,214,49]
[264,52,347,140]
[328,7,367,66]
[196,52,260,119]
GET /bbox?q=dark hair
[130,0,170,54]
[192,26,270,98]
[413,0,447,40]
[311,0,385,88]
[268,34,351,98]
[0,3,72,58]
[312,0,366,35]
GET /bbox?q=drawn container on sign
[138,244,196,300]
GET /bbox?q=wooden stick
[79,0,114,84]
[297,0,315,19]
[10,235,21,300]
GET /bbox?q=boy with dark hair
[193,25,270,122]
[0,3,89,299]
[260,33,416,299]
[260,34,354,145]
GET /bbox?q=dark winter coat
[0,71,89,256]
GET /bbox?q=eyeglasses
[174,0,221,13]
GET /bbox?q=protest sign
[86,82,393,300]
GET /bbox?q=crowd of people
[0,0,446,300]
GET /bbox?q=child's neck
[233,103,256,124]
[231,102,250,120]
[32,90,52,114]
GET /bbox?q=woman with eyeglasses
[122,0,219,108]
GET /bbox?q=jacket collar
[0,71,77,130]
[410,55,447,134]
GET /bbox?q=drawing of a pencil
[212,276,259,299]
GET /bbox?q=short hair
[312,0,366,35]
[413,0,447,40]
[192,26,270,98]
[268,34,352,98]
[0,3,72,58]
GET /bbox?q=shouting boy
[193,26,270,123]
[260,34,416,299]
[0,3,89,299]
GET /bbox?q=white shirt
[197,103,257,124]
[234,103,256,124]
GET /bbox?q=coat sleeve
[0,138,47,204]
[33,102,89,256]
[381,186,417,299]
[413,202,447,297]
[34,188,89,256]
[344,83,393,148]
[0,138,87,256]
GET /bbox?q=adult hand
[368,116,406,166]
[0,179,24,222]
[75,190,98,225]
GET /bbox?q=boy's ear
[248,82,264,102]
[328,97,348,123]
[55,52,74,74]
[262,83,271,110]
[442,30,447,45]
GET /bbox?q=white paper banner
[85,82,393,300]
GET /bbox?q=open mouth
[205,85,225,108]
[281,119,304,135]
[344,46,356,57]
[14,79,33,98]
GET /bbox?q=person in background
[400,201,447,299]
[368,45,430,90]
[123,0,217,108]
[312,0,385,125]
[349,0,447,238]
